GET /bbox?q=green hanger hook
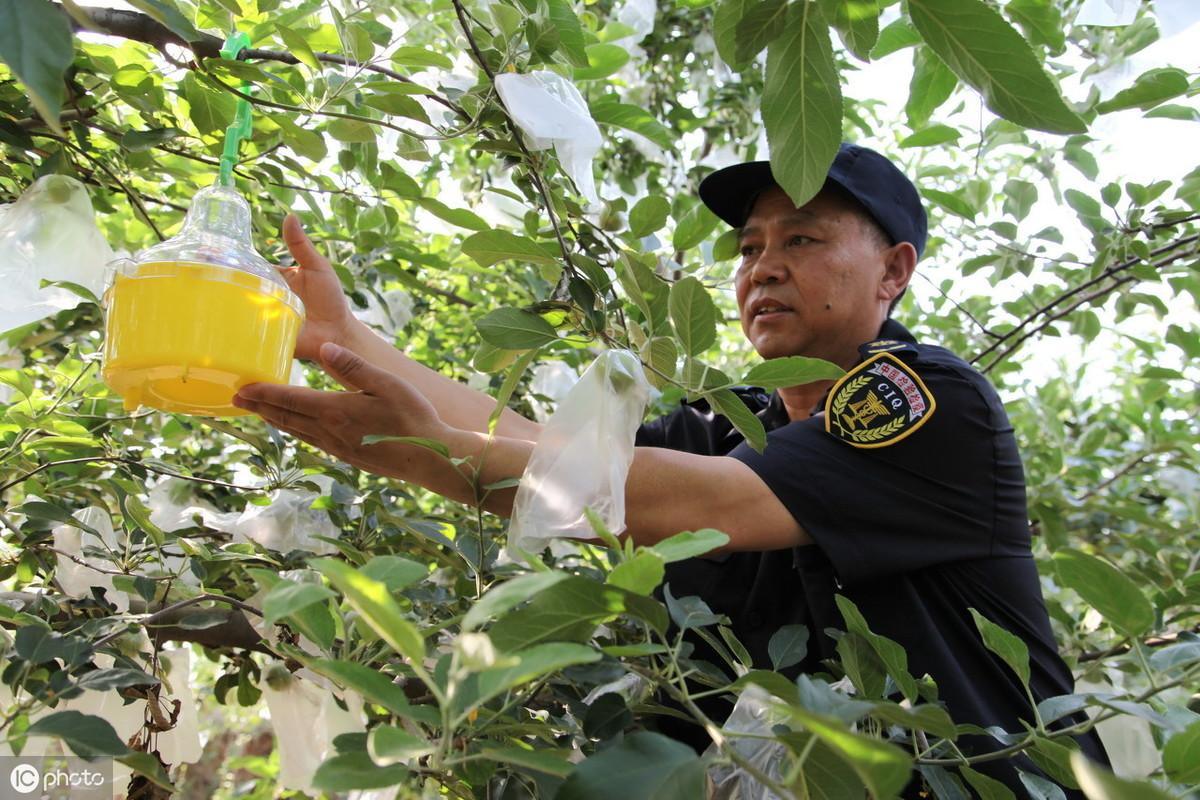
[218,31,253,187]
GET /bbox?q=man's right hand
[278,213,359,362]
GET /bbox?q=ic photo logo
[8,764,39,795]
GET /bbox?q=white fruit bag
[508,350,651,552]
[0,175,114,334]
[495,71,602,204]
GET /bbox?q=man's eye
[739,245,758,257]
[789,235,813,246]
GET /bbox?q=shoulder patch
[825,353,936,448]
[858,338,918,359]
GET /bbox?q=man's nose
[747,242,789,284]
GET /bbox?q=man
[234,143,1105,794]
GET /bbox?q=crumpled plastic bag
[262,668,365,794]
[148,474,342,555]
[508,350,651,553]
[495,71,602,204]
[1075,0,1138,26]
[354,288,414,338]
[706,686,791,800]
[0,175,114,334]
[528,360,579,423]
[52,506,130,612]
[613,0,656,43]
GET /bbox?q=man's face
[734,185,894,366]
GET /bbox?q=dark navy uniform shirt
[635,319,1107,796]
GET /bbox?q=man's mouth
[750,300,793,319]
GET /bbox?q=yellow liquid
[102,261,302,416]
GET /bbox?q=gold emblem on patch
[825,353,936,448]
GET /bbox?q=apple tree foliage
[0,0,1198,797]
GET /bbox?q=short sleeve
[728,358,1028,585]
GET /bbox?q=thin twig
[972,232,1200,367]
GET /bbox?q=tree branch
[61,4,470,122]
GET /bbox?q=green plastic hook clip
[218,31,253,187]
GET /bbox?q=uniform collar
[765,318,918,422]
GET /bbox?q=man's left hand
[233,342,450,480]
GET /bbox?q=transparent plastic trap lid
[132,184,297,300]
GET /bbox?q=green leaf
[312,751,411,791]
[117,751,174,792]
[489,576,666,650]
[311,558,427,665]
[276,24,321,71]
[900,124,960,148]
[263,580,336,625]
[558,731,705,800]
[462,571,571,630]
[304,658,439,725]
[905,48,958,129]
[182,73,236,135]
[1052,549,1154,637]
[836,595,919,702]
[763,2,842,211]
[367,725,433,766]
[463,642,600,712]
[1162,719,1200,784]
[607,550,666,595]
[668,276,717,357]
[640,335,678,388]
[1143,104,1200,122]
[923,187,977,221]
[360,555,427,592]
[650,528,730,563]
[713,0,788,71]
[1005,0,1065,53]
[127,0,203,43]
[547,0,589,67]
[74,668,158,692]
[907,0,1086,134]
[462,230,560,267]
[818,0,880,61]
[27,711,129,758]
[416,197,489,230]
[476,307,560,350]
[616,253,670,333]
[744,356,844,390]
[870,701,957,740]
[327,118,376,143]
[391,46,454,70]
[780,704,913,800]
[969,608,1031,688]
[709,388,767,453]
[1070,751,1177,800]
[870,17,920,58]
[961,766,1017,800]
[768,623,809,670]
[629,196,671,237]
[14,626,91,666]
[480,746,574,777]
[1095,68,1190,114]
[0,0,74,134]
[574,43,630,80]
[1003,179,1038,221]
[672,199,720,250]
[364,91,431,124]
[590,97,676,151]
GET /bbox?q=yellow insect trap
[101,185,303,416]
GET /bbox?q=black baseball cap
[698,142,928,259]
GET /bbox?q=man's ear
[880,242,917,304]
